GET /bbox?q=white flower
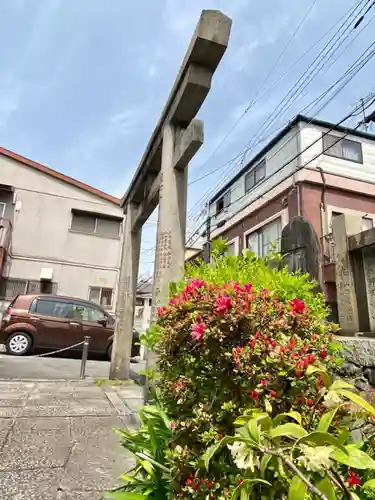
[323,391,343,409]
[299,445,334,472]
[228,441,259,472]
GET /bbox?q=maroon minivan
[0,294,139,359]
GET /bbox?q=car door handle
[69,322,80,326]
[30,316,40,321]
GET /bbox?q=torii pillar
[110,10,232,381]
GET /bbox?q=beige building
[0,147,123,312]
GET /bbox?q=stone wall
[338,336,375,393]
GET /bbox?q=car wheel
[106,343,113,361]
[6,332,32,356]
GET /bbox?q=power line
[186,96,375,246]
[186,27,375,241]
[186,0,370,224]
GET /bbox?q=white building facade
[0,147,123,312]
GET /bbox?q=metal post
[80,336,90,379]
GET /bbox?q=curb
[103,389,141,427]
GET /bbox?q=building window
[362,216,373,231]
[245,218,281,257]
[88,286,113,308]
[245,159,266,193]
[215,191,231,215]
[322,134,363,163]
[0,202,5,218]
[71,211,121,238]
[0,279,57,300]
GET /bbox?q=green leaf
[329,380,354,391]
[288,475,307,500]
[332,444,375,470]
[273,411,302,426]
[260,454,272,478]
[232,479,272,500]
[104,493,146,500]
[248,419,260,443]
[297,432,347,453]
[316,477,336,500]
[363,479,375,490]
[269,423,307,440]
[317,407,343,433]
[306,365,326,376]
[337,389,375,415]
[203,436,233,469]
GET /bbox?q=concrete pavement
[0,379,143,499]
[0,351,145,381]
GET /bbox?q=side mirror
[97,318,107,327]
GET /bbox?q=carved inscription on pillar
[363,247,375,330]
[335,252,354,326]
[155,230,172,279]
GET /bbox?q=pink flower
[290,298,306,314]
[214,295,232,314]
[244,284,253,292]
[157,306,169,318]
[170,421,176,430]
[191,322,206,341]
[189,278,206,289]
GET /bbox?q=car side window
[71,304,89,321]
[87,307,106,323]
[35,300,73,318]
[70,304,105,323]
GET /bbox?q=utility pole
[203,205,211,263]
[361,99,368,132]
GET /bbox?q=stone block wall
[338,336,375,393]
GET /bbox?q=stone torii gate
[109,10,232,380]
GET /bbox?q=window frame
[244,159,266,194]
[215,190,231,215]
[244,217,282,258]
[70,210,122,239]
[322,133,363,164]
[88,286,114,309]
[0,202,6,218]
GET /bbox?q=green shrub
[118,246,375,499]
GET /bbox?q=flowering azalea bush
[113,245,375,500]
[204,378,375,499]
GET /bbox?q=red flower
[186,478,193,487]
[290,298,306,314]
[244,283,253,292]
[191,322,206,341]
[320,349,327,359]
[170,421,176,430]
[214,294,232,314]
[207,481,213,489]
[248,390,260,400]
[156,306,169,318]
[295,369,303,378]
[260,379,268,386]
[269,390,277,398]
[249,339,257,350]
[348,470,361,486]
[306,399,314,407]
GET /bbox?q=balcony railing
[0,218,12,253]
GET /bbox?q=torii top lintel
[120,10,232,217]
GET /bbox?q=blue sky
[1,0,374,276]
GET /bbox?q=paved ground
[0,379,143,499]
[0,351,145,381]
